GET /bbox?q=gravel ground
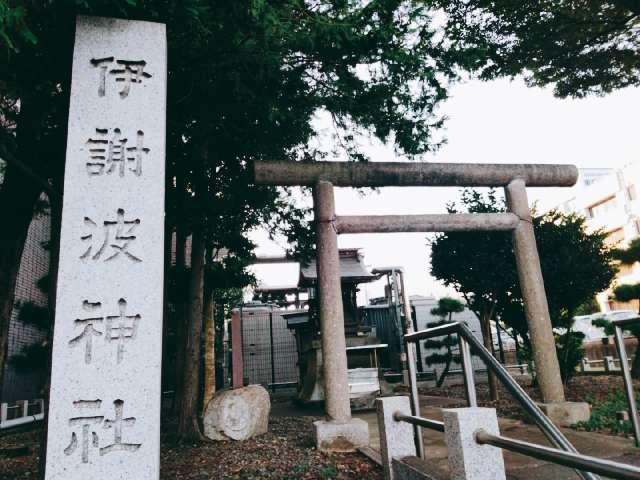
[0,417,382,480]
[419,374,640,425]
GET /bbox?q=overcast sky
[249,77,640,303]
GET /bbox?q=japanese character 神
[105,298,141,364]
[68,300,103,364]
[80,209,142,263]
[86,128,149,177]
[68,299,141,364]
[64,400,103,464]
[90,57,152,98]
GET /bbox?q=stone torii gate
[255,160,588,451]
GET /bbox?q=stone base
[540,401,591,426]
[313,418,369,452]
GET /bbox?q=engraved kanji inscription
[100,400,142,455]
[68,300,103,364]
[69,299,141,364]
[64,399,141,464]
[86,128,149,177]
[80,209,142,262]
[90,57,152,98]
[64,400,103,464]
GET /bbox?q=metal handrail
[394,412,444,432]
[612,317,640,447]
[476,429,640,480]
[404,321,598,480]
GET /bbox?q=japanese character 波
[86,128,149,177]
[64,399,141,464]
[68,299,141,364]
[90,57,152,98]
[80,209,142,263]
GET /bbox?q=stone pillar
[312,181,369,451]
[504,179,565,404]
[45,16,166,479]
[443,407,506,480]
[376,396,417,480]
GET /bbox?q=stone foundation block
[203,385,270,441]
[443,407,505,480]
[377,396,417,480]
[314,418,369,452]
[540,401,591,426]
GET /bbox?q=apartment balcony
[585,209,628,234]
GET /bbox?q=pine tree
[423,297,465,388]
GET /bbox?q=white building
[555,161,640,311]
[410,295,515,374]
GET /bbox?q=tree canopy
[434,0,640,97]
[430,189,618,344]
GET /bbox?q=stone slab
[314,418,369,452]
[443,407,506,480]
[376,396,417,480]
[203,385,270,441]
[44,16,166,480]
[540,401,591,426]
[392,457,439,480]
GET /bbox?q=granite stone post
[312,181,369,451]
[505,179,565,404]
[45,16,166,479]
[377,396,417,480]
[443,407,506,480]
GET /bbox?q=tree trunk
[496,321,506,364]
[214,303,226,391]
[177,227,206,441]
[202,294,216,412]
[481,312,499,401]
[202,245,215,411]
[436,344,452,388]
[171,226,187,416]
[0,163,43,390]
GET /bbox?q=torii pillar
[312,181,369,451]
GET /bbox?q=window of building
[606,228,625,246]
[628,185,637,201]
[589,196,617,219]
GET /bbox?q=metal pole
[412,306,424,373]
[614,325,640,447]
[456,323,597,480]
[476,430,640,480]
[394,413,444,432]
[269,309,276,393]
[231,310,243,389]
[458,336,477,407]
[398,271,425,459]
[392,270,409,380]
